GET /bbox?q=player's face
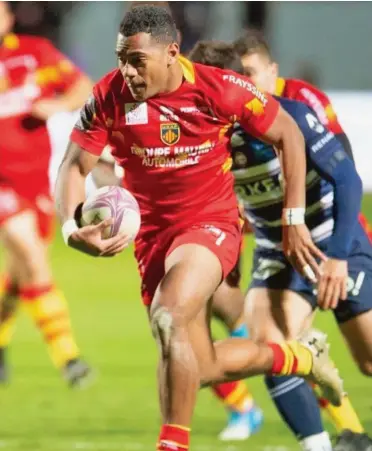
[116,32,179,101]
[0,1,14,38]
[241,52,278,94]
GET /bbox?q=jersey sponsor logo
[231,131,246,148]
[0,84,41,118]
[313,271,365,297]
[306,113,325,133]
[159,105,180,122]
[253,258,286,280]
[300,88,328,125]
[233,151,248,167]
[160,123,180,146]
[245,98,265,116]
[131,141,215,168]
[222,74,268,106]
[236,176,280,199]
[125,102,148,125]
[4,54,37,71]
[202,225,227,246]
[311,131,334,153]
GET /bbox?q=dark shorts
[249,246,372,323]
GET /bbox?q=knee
[357,359,372,376]
[150,306,182,356]
[21,249,50,285]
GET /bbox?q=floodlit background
[1,2,372,451]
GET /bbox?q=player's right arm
[55,89,129,257]
[216,72,326,279]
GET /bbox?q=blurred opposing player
[0,1,93,386]
[234,29,372,243]
[189,41,372,451]
[55,7,343,451]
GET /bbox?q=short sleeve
[37,38,83,92]
[70,86,109,155]
[293,83,343,135]
[217,72,280,137]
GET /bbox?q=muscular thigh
[245,287,314,343]
[0,210,50,285]
[151,243,222,322]
[339,310,372,375]
[212,281,245,331]
[335,257,372,373]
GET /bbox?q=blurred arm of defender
[31,39,93,120]
[55,92,129,257]
[295,103,363,310]
[219,73,327,278]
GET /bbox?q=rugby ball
[81,186,141,242]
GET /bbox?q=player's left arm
[32,39,93,120]
[297,106,363,309]
[218,73,326,279]
[55,88,128,257]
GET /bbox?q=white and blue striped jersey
[231,97,360,253]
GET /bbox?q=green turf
[1,196,372,451]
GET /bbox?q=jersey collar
[274,77,286,96]
[2,33,19,50]
[178,55,196,84]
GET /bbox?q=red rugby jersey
[0,33,82,199]
[275,77,344,135]
[71,56,279,236]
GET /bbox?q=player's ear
[167,42,179,65]
[271,62,279,78]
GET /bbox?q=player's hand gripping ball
[81,186,141,243]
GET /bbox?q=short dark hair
[234,29,272,60]
[188,41,244,74]
[120,5,178,44]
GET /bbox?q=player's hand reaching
[317,259,348,310]
[68,219,130,257]
[282,224,328,282]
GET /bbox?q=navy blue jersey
[231,97,369,260]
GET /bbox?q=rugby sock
[211,321,254,412]
[230,320,249,339]
[265,375,332,451]
[19,285,80,368]
[0,276,19,348]
[212,380,254,412]
[269,342,313,376]
[157,424,190,451]
[313,383,364,433]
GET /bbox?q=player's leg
[335,263,372,380]
[246,286,335,451]
[359,213,372,243]
[0,208,91,387]
[150,237,342,451]
[211,267,263,441]
[0,253,20,382]
[339,310,372,375]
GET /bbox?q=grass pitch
[1,197,372,451]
